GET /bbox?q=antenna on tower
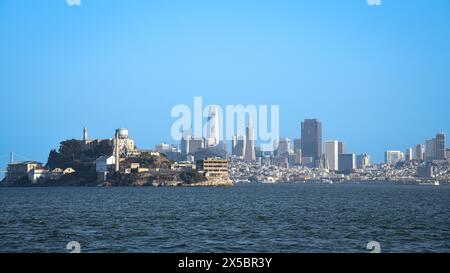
[10,152,14,164]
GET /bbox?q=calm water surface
[1,183,449,253]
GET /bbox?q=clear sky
[1,0,450,168]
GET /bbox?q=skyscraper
[436,132,446,160]
[301,119,322,167]
[405,148,413,162]
[415,144,425,161]
[232,135,246,157]
[338,141,346,155]
[205,106,220,147]
[244,116,256,162]
[325,140,339,171]
[425,138,436,162]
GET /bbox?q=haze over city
[1,0,450,167]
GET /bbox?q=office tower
[356,154,370,169]
[232,135,246,157]
[385,150,404,165]
[205,106,220,147]
[415,144,425,161]
[244,117,256,162]
[425,138,436,162]
[338,154,356,173]
[338,141,346,155]
[301,119,322,167]
[405,148,413,162]
[325,140,339,171]
[436,132,446,160]
[446,149,450,161]
[277,138,291,156]
[294,138,301,152]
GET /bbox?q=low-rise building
[197,157,229,182]
[95,156,115,173]
[28,168,49,183]
[6,161,43,182]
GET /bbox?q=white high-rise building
[405,148,413,161]
[325,140,339,171]
[206,105,220,147]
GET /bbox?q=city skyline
[1,1,450,167]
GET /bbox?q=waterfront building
[325,140,339,171]
[338,154,356,173]
[356,154,370,169]
[6,161,43,182]
[415,144,425,161]
[301,119,322,167]
[385,150,404,165]
[244,117,256,162]
[196,157,229,182]
[28,168,49,184]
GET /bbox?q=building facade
[301,119,322,167]
[338,154,356,173]
[325,140,339,171]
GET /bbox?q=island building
[6,161,43,182]
[196,157,230,182]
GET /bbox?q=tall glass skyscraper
[301,119,322,167]
[436,132,446,160]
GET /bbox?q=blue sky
[1,0,450,168]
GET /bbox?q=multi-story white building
[325,140,339,171]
